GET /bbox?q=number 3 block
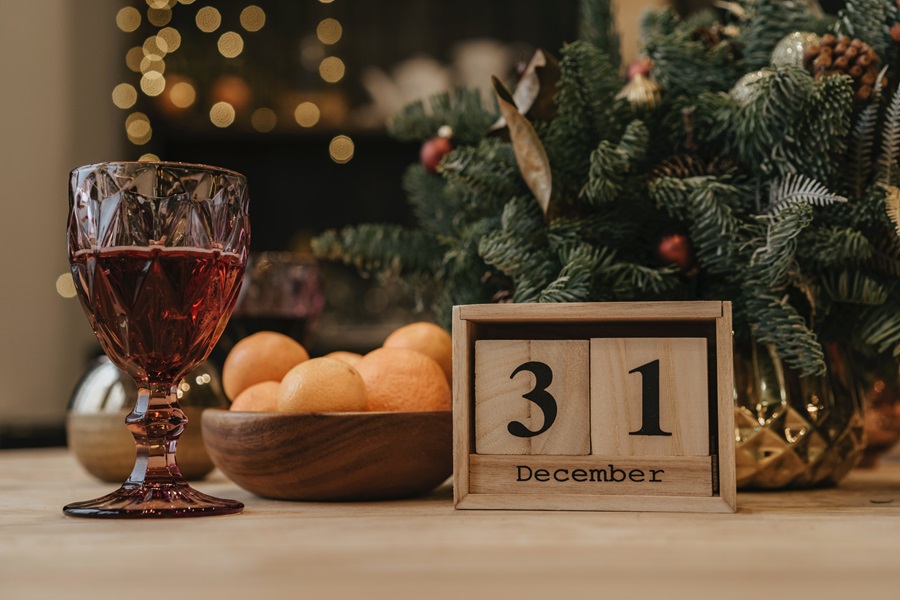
[475,340,590,455]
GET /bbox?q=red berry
[420,137,453,173]
[656,232,695,273]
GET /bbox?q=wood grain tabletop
[2,448,900,599]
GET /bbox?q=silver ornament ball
[771,31,820,68]
[730,69,775,106]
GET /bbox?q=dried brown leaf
[886,185,900,237]
[492,75,552,218]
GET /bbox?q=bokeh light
[116,7,141,32]
[329,135,354,163]
[147,7,172,27]
[126,112,152,145]
[217,32,244,58]
[55,274,77,299]
[139,153,160,162]
[157,28,182,52]
[319,57,345,83]
[147,0,175,8]
[140,71,166,97]
[210,102,236,127]
[169,81,196,108]
[294,102,320,127]
[140,56,166,74]
[126,47,144,72]
[251,107,277,132]
[196,6,221,32]
[143,35,168,57]
[316,19,342,45]
[240,5,266,32]
[112,83,138,109]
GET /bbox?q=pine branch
[579,0,621,70]
[797,74,854,181]
[846,66,887,196]
[388,88,497,145]
[581,140,626,205]
[545,41,627,193]
[748,202,814,289]
[799,227,875,268]
[537,244,603,303]
[645,32,739,98]
[649,174,715,219]
[312,224,441,278]
[440,137,525,214]
[604,261,679,297]
[837,0,896,63]
[684,179,748,274]
[731,67,815,176]
[860,300,900,356]
[500,195,545,237]
[768,174,847,212]
[547,213,641,249]
[743,292,826,376]
[640,7,680,43]
[478,229,557,282]
[878,87,900,187]
[401,165,459,235]
[821,271,889,305]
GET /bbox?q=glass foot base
[63,481,244,519]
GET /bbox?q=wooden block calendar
[452,302,736,513]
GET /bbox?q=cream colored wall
[0,0,120,427]
[617,0,669,63]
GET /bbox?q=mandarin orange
[229,381,279,412]
[324,350,364,366]
[277,357,368,413]
[354,347,451,412]
[222,332,309,400]
[382,322,452,382]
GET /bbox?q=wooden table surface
[3,448,900,599]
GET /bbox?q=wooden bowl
[202,409,452,501]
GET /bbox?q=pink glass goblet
[65,162,250,518]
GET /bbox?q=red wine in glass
[66,161,249,518]
[71,247,244,383]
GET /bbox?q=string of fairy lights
[57,0,355,300]
[113,0,354,165]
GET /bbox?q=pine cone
[690,24,741,60]
[803,34,881,102]
[649,155,737,180]
[650,155,706,179]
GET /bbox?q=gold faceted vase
[734,342,865,489]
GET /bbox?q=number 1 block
[475,340,590,455]
[590,338,709,457]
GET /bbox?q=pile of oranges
[223,322,452,413]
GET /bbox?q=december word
[516,464,664,483]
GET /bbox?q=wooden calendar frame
[452,301,736,513]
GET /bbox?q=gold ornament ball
[771,31,820,68]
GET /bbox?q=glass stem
[125,381,187,487]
